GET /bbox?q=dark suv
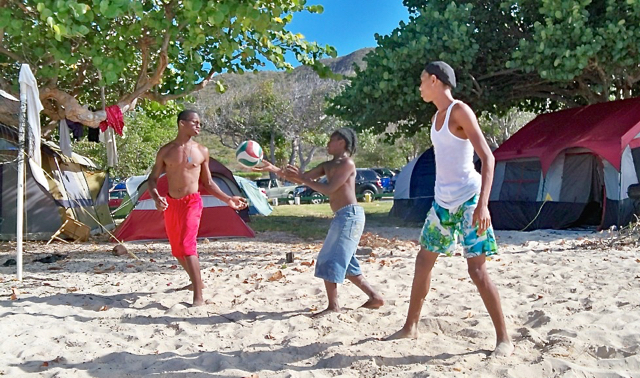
[293,169,383,204]
[356,168,383,201]
[294,177,328,204]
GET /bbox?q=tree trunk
[288,136,299,165]
[269,129,276,180]
[298,144,317,172]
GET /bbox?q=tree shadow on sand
[9,343,489,377]
[2,291,309,326]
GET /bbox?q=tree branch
[40,87,107,126]
[626,71,640,87]
[136,35,151,88]
[120,24,174,107]
[575,77,606,103]
[0,45,23,63]
[10,0,37,16]
[477,68,520,81]
[139,52,240,104]
[468,73,483,97]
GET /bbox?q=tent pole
[16,78,27,281]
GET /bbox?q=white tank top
[430,100,481,209]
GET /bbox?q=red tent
[114,158,254,242]
[490,97,640,230]
[494,97,640,173]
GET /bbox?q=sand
[1,226,639,377]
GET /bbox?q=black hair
[177,109,199,127]
[331,127,358,156]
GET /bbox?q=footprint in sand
[525,309,551,328]
[165,303,189,315]
[548,329,577,338]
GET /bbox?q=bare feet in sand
[360,297,384,309]
[491,341,514,357]
[177,283,206,291]
[311,307,341,318]
[192,299,205,307]
[384,325,418,340]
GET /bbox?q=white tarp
[59,119,72,157]
[18,64,43,166]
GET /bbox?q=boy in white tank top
[386,61,514,358]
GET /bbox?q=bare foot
[177,283,206,291]
[491,341,514,358]
[311,307,341,318]
[360,297,384,309]
[191,299,205,307]
[384,326,418,340]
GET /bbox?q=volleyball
[236,140,263,167]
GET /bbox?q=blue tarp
[234,175,273,216]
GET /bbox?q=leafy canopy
[328,0,640,136]
[0,0,336,126]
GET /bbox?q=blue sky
[265,0,409,69]
[288,1,409,60]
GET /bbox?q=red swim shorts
[164,193,203,259]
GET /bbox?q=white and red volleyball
[235,140,263,167]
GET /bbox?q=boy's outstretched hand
[284,164,303,182]
[252,160,279,173]
[227,196,248,210]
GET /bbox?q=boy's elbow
[483,155,495,170]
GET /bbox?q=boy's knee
[467,265,488,284]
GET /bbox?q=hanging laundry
[65,119,84,140]
[104,127,118,167]
[98,105,124,136]
[59,119,72,157]
[87,127,100,142]
[18,64,43,166]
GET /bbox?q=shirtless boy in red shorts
[148,110,247,306]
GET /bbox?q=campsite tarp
[0,124,114,240]
[490,97,640,230]
[114,158,254,242]
[390,148,436,223]
[111,176,147,218]
[234,175,273,216]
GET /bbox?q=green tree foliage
[355,127,431,168]
[479,109,536,149]
[200,79,290,166]
[328,0,640,136]
[72,104,176,179]
[0,0,336,132]
[193,48,370,170]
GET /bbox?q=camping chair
[46,215,90,244]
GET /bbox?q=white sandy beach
[1,226,639,377]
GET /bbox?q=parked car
[389,169,401,192]
[254,178,297,203]
[108,183,127,210]
[356,168,384,201]
[292,169,383,204]
[294,177,328,204]
[372,167,396,193]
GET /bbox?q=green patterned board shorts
[419,195,498,258]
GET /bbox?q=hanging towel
[59,119,72,157]
[18,64,43,166]
[99,105,124,136]
[104,127,118,167]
